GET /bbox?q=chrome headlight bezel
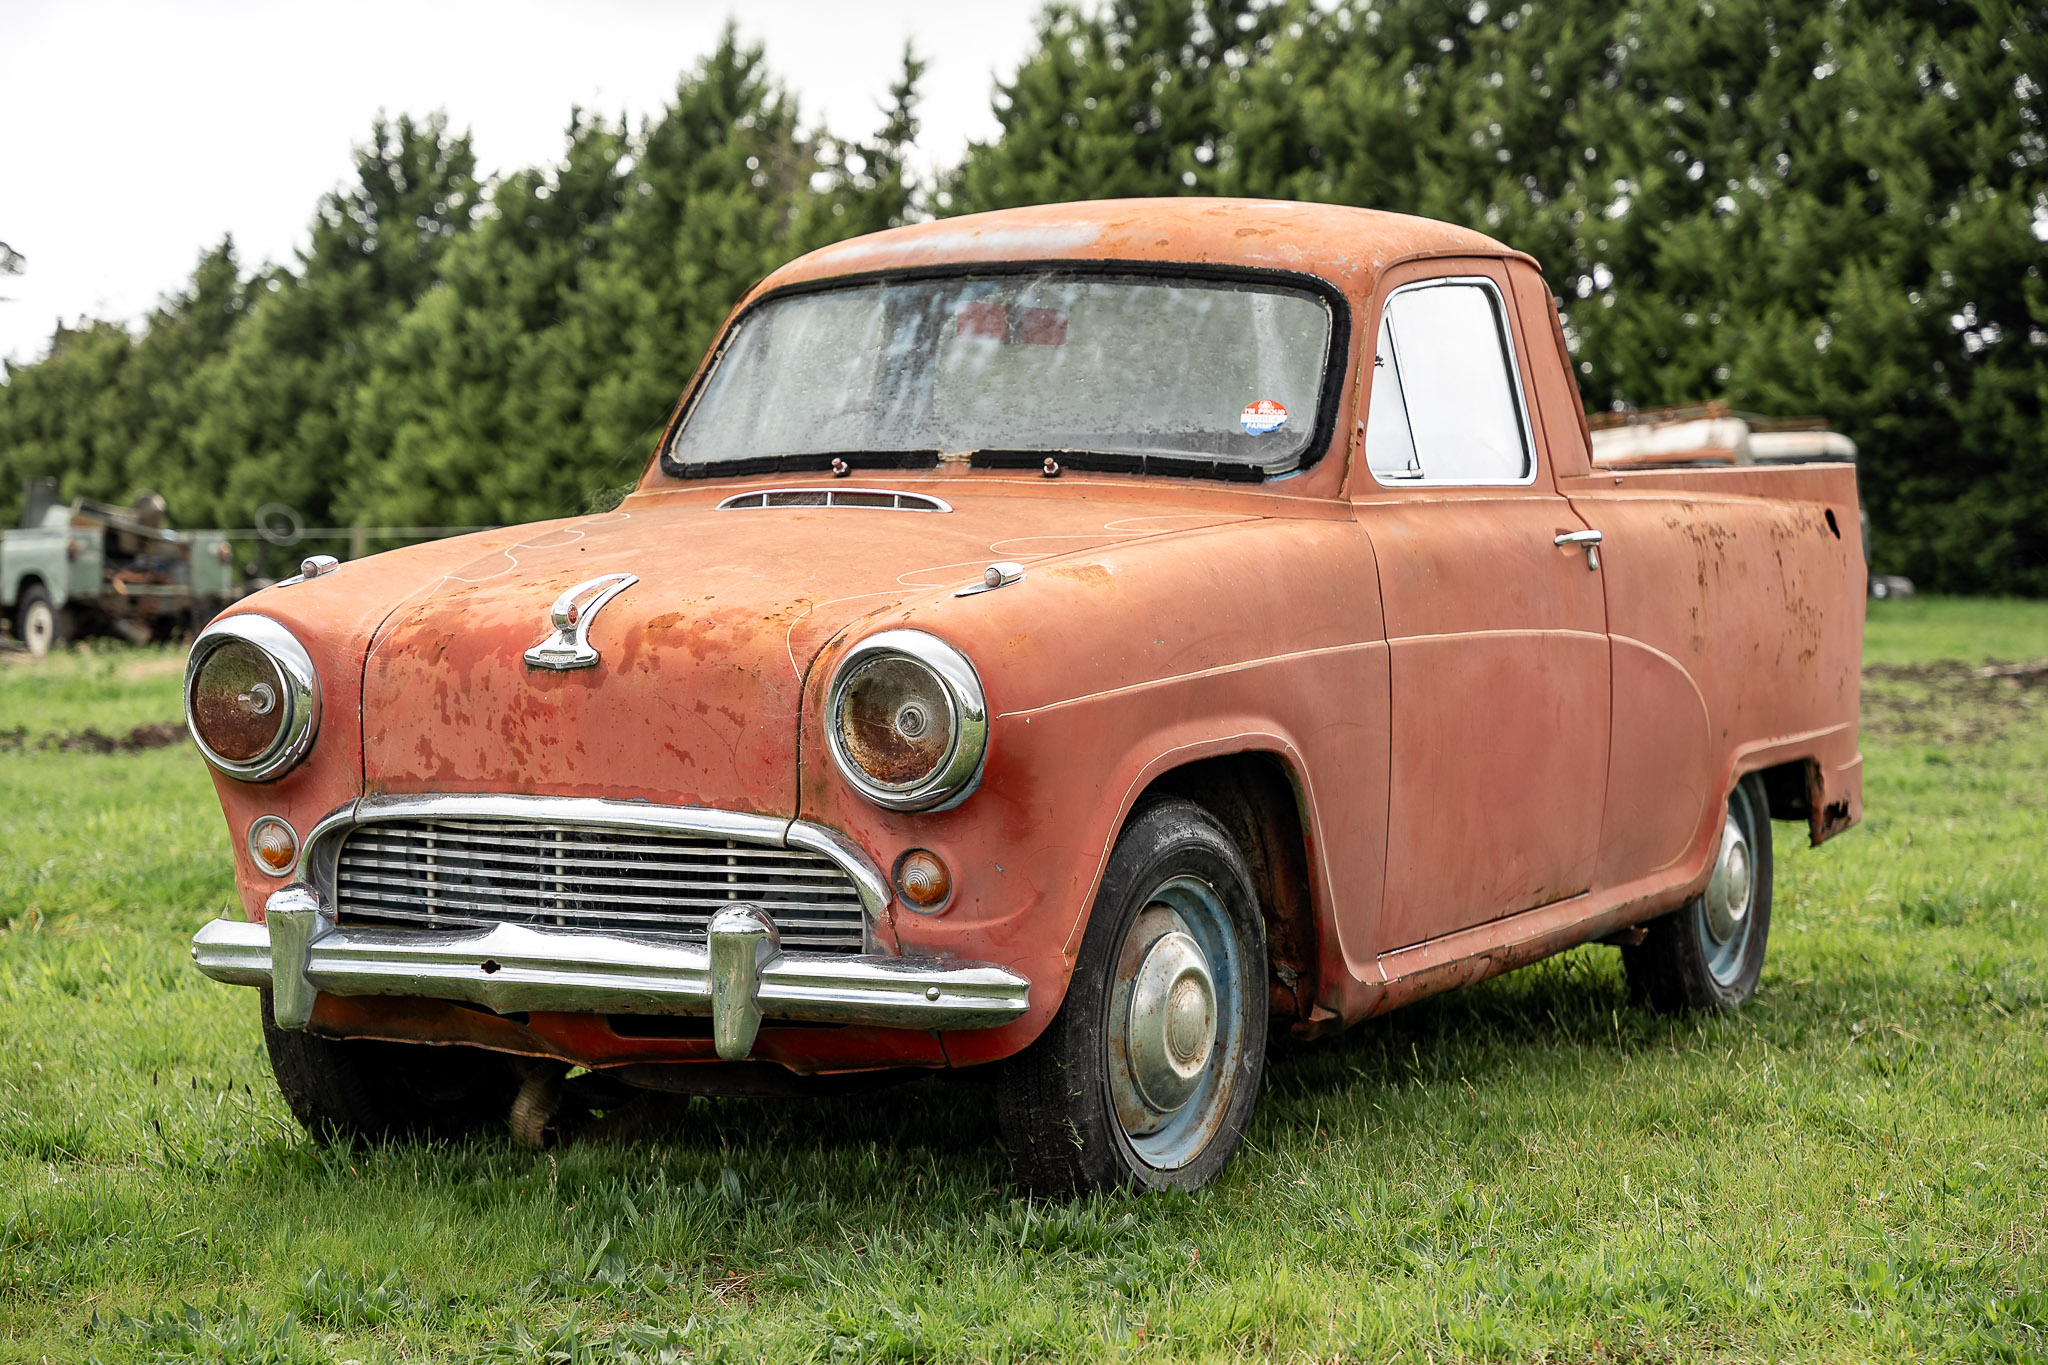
[184,614,322,783]
[825,630,988,812]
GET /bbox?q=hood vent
[717,488,952,513]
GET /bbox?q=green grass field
[2,599,2045,1363]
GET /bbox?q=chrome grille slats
[336,872,855,913]
[341,838,849,872]
[338,856,848,895]
[333,818,868,953]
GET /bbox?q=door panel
[1353,259,1611,952]
[1369,499,1610,946]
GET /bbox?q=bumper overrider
[188,796,1031,1062]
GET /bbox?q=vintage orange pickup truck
[185,199,1863,1195]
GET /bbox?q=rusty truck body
[181,199,1863,1194]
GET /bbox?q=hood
[360,486,1256,812]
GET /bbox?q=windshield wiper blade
[671,450,942,480]
[968,449,1269,483]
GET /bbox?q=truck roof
[757,197,1524,299]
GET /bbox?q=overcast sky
[0,0,1046,366]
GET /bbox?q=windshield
[666,272,1336,478]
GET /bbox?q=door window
[1364,278,1533,485]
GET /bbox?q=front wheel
[997,799,1268,1197]
[259,990,520,1143]
[1623,773,1773,1012]
[14,585,64,658]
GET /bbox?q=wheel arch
[1128,748,1328,1026]
[1736,742,1860,848]
[1755,757,1816,823]
[7,570,50,612]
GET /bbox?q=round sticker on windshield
[1241,399,1288,436]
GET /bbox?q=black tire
[997,799,1268,1197]
[14,584,65,658]
[259,990,520,1143]
[1623,773,1773,1013]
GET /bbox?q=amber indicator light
[247,816,299,877]
[894,849,952,913]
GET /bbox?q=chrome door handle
[1555,528,1603,571]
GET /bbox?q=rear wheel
[997,800,1268,1196]
[14,585,63,658]
[259,990,520,1143]
[1623,774,1773,1012]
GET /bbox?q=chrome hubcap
[1106,875,1244,1169]
[1703,816,1752,943]
[1125,930,1216,1113]
[1695,784,1762,987]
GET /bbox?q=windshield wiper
[671,449,941,480]
[968,449,1269,483]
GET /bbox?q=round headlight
[826,630,987,811]
[185,615,320,782]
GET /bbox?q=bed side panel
[1560,463,1864,890]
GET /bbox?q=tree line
[2,2,2042,590]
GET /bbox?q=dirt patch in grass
[1859,660,2047,745]
[0,720,187,753]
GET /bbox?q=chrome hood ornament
[524,573,638,671]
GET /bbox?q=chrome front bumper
[191,884,1030,1060]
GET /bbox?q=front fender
[198,526,580,920]
[794,516,1391,1063]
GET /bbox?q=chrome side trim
[291,793,890,922]
[524,573,638,671]
[824,630,989,813]
[716,488,952,513]
[184,614,322,783]
[191,902,1029,1035]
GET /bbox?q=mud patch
[0,721,188,754]
[1860,661,2047,745]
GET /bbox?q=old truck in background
[3,478,242,655]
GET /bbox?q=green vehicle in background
[2,478,243,656]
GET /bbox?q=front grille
[333,818,869,953]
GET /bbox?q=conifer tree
[337,31,926,531]
[0,240,249,519]
[1,8,2039,588]
[181,113,480,530]
[949,0,1277,212]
